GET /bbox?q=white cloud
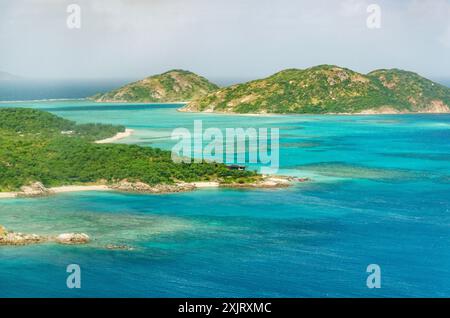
[406,0,450,47]
[0,0,449,79]
[439,25,450,48]
[338,0,369,17]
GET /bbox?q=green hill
[181,65,450,114]
[367,69,450,113]
[0,108,124,141]
[91,70,219,103]
[0,108,257,191]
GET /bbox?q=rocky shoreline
[0,225,138,249]
[16,182,52,198]
[0,225,90,246]
[1,176,309,199]
[222,176,308,188]
[109,180,197,193]
[0,176,309,248]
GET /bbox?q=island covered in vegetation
[0,108,272,194]
[90,69,219,103]
[181,65,450,114]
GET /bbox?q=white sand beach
[95,129,134,144]
[190,182,220,188]
[0,193,16,199]
[0,185,112,199]
[52,185,111,193]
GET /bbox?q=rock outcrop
[105,244,135,251]
[0,225,90,246]
[111,177,308,193]
[17,182,52,198]
[110,180,196,194]
[223,175,308,189]
[55,233,90,245]
[0,226,47,245]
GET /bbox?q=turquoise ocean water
[0,100,450,297]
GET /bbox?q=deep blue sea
[1,100,450,297]
[0,80,132,102]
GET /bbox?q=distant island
[180,65,450,114]
[0,108,295,197]
[0,70,22,81]
[89,65,450,114]
[90,69,219,103]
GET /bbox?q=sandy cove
[95,128,135,144]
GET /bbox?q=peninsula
[0,108,294,197]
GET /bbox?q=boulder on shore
[54,233,90,245]
[110,180,196,194]
[17,182,52,198]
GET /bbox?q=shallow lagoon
[1,101,449,297]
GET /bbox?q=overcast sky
[1,0,449,81]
